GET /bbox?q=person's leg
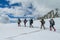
[31,23,33,28]
[30,23,33,28]
[24,23,26,27]
[40,24,42,29]
[50,25,52,31]
[30,23,32,27]
[52,25,56,31]
[43,24,45,29]
[18,23,20,26]
[50,27,52,31]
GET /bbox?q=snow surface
[0,18,60,40]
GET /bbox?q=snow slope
[0,18,60,40]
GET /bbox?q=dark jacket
[40,19,45,25]
[24,19,27,24]
[30,19,33,24]
[18,19,21,24]
[49,19,55,25]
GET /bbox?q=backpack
[41,21,45,24]
[50,20,55,25]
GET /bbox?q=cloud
[0,0,60,18]
[36,0,60,9]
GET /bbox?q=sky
[0,0,60,17]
